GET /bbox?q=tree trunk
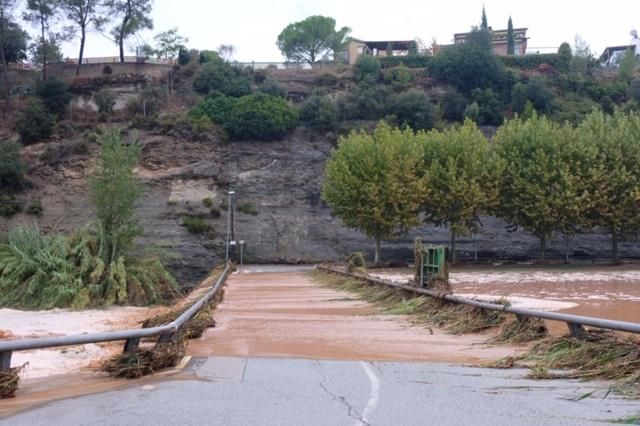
[0,13,10,104]
[76,26,86,75]
[564,234,570,264]
[450,228,457,263]
[612,228,620,265]
[40,17,47,80]
[374,236,381,264]
[539,234,546,263]
[119,32,125,62]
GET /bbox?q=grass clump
[492,315,549,344]
[0,226,179,310]
[0,194,22,217]
[182,215,213,235]
[236,202,258,216]
[490,330,640,396]
[311,270,507,335]
[26,199,44,216]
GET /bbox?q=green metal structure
[418,246,448,289]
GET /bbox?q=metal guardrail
[317,265,640,336]
[0,263,233,371]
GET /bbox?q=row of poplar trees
[322,110,640,264]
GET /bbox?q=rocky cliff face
[3,129,638,290]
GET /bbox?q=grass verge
[310,269,507,335]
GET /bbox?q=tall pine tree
[507,16,515,55]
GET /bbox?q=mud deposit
[189,271,523,363]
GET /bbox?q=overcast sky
[18,0,640,61]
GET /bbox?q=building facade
[453,27,528,56]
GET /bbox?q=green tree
[579,110,640,263]
[481,6,488,29]
[618,48,637,82]
[29,36,63,72]
[506,16,514,55]
[431,27,508,95]
[470,87,503,125]
[0,139,24,190]
[94,89,116,113]
[60,0,108,75]
[141,27,187,60]
[276,15,350,65]
[557,42,572,72]
[511,76,554,114]
[354,54,380,83]
[107,0,153,63]
[35,77,72,115]
[422,120,501,262]
[23,0,68,80]
[495,113,589,261]
[1,2,28,100]
[322,122,425,263]
[386,41,393,57]
[407,40,418,56]
[90,128,142,266]
[16,98,55,144]
[192,57,252,97]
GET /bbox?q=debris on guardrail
[0,363,26,399]
[492,315,549,344]
[100,335,186,379]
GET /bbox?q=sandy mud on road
[188,271,524,363]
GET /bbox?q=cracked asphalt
[3,356,638,426]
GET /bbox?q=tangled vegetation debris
[0,364,26,399]
[492,315,549,344]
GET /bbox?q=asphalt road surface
[3,356,638,426]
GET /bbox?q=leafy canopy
[276,15,350,64]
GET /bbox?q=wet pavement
[188,269,523,363]
[4,357,638,426]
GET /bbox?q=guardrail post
[0,351,12,371]
[567,322,584,337]
[123,337,140,353]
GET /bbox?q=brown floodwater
[188,271,524,363]
[371,265,640,335]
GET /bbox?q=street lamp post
[239,240,245,265]
[225,190,235,262]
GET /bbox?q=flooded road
[189,269,523,363]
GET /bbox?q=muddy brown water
[188,271,523,362]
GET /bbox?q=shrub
[299,95,338,131]
[511,76,554,114]
[388,89,435,131]
[26,199,43,216]
[73,139,90,155]
[209,206,221,218]
[314,72,338,87]
[379,55,432,69]
[192,58,252,97]
[0,194,21,217]
[157,113,215,141]
[0,227,178,309]
[354,55,381,83]
[470,88,503,125]
[464,101,481,123]
[102,65,113,75]
[190,94,236,125]
[385,64,413,90]
[253,69,267,84]
[127,86,166,117]
[499,53,563,70]
[630,78,640,103]
[258,79,286,98]
[16,99,55,144]
[440,88,468,122]
[338,83,392,120]
[237,201,258,216]
[202,197,214,207]
[224,94,298,141]
[0,140,25,191]
[177,48,190,66]
[182,215,213,235]
[35,78,72,115]
[94,89,117,113]
[199,50,218,64]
